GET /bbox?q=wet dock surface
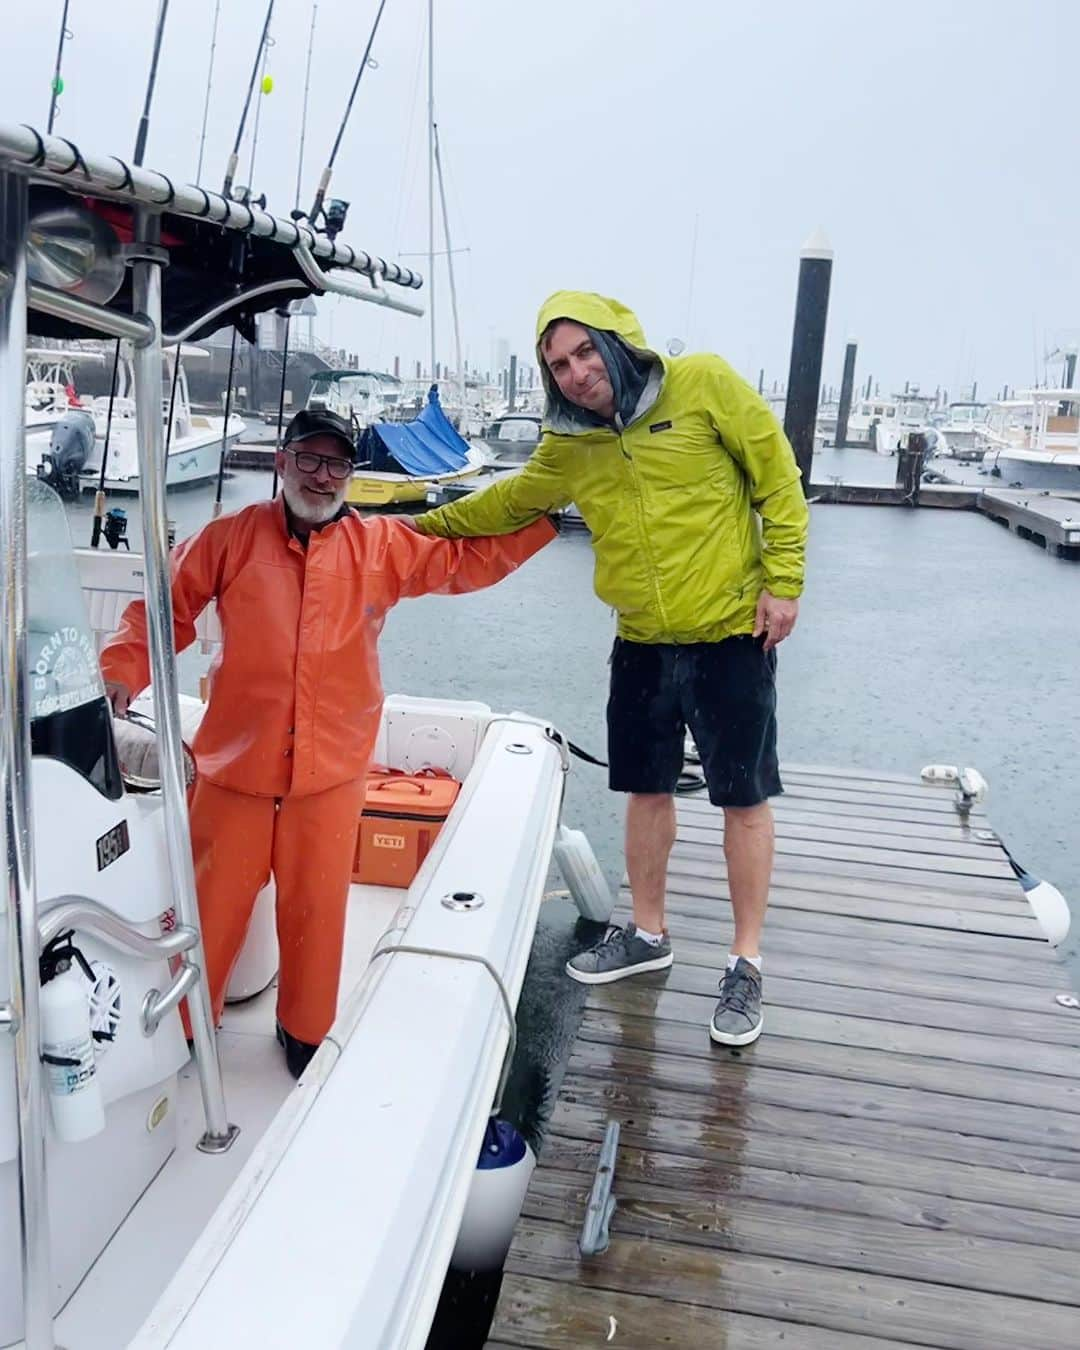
[486,763,1080,1349]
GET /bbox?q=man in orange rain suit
[101,408,555,1078]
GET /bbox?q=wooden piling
[835,340,857,448]
[783,230,833,489]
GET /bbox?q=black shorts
[606,635,782,808]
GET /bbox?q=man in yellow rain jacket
[413,292,809,1046]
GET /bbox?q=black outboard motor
[38,409,95,498]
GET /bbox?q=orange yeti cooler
[353,767,462,887]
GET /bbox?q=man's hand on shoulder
[753,590,798,652]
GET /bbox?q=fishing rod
[90,342,122,549]
[133,0,172,167]
[211,6,276,511]
[195,0,223,182]
[90,0,172,546]
[294,2,318,210]
[245,36,275,194]
[270,307,292,499]
[223,0,275,199]
[46,0,72,133]
[213,331,240,518]
[306,0,388,228]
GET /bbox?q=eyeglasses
[285,447,353,480]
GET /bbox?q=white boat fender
[450,1118,536,1273]
[40,936,106,1143]
[554,825,614,924]
[1009,861,1071,948]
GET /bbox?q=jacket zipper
[618,425,670,634]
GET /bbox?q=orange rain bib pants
[185,776,366,1044]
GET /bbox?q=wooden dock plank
[587,985,1079,1078]
[679,815,1011,860]
[522,1170,1080,1305]
[544,1096,1080,1218]
[554,1075,1080,1177]
[575,1010,1080,1115]
[490,1275,917,1349]
[494,1222,1080,1350]
[642,962,1080,1044]
[487,766,1080,1349]
[653,901,1054,960]
[562,1041,1079,1150]
[536,1133,1080,1250]
[660,876,1042,938]
[648,916,1059,986]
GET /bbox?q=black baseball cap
[282,408,358,462]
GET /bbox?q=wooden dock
[486,763,1080,1350]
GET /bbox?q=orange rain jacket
[101,498,554,798]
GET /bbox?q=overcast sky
[4,1,1079,397]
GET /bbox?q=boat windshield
[27,477,104,722]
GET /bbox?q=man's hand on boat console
[105,680,132,718]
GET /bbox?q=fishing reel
[102,508,130,551]
[323,198,350,240]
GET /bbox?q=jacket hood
[534,290,663,434]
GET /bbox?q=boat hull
[984,451,1080,492]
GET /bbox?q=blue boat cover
[359,385,470,475]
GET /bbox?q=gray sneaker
[709,958,763,1045]
[565,923,673,985]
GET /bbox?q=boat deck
[486,763,1080,1349]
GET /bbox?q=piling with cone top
[783,228,833,488]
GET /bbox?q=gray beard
[282,482,341,525]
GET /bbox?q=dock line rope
[549,730,707,796]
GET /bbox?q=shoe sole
[709,1015,763,1046]
[565,951,674,985]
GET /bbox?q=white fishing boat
[0,108,606,1350]
[981,388,1080,492]
[870,392,936,455]
[29,345,245,495]
[933,400,989,461]
[306,367,389,429]
[23,347,106,469]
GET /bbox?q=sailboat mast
[427,0,436,382]
[433,123,465,425]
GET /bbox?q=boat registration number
[96,820,130,872]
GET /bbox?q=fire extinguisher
[39,932,106,1143]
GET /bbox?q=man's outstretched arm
[413,439,571,538]
[376,514,557,602]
